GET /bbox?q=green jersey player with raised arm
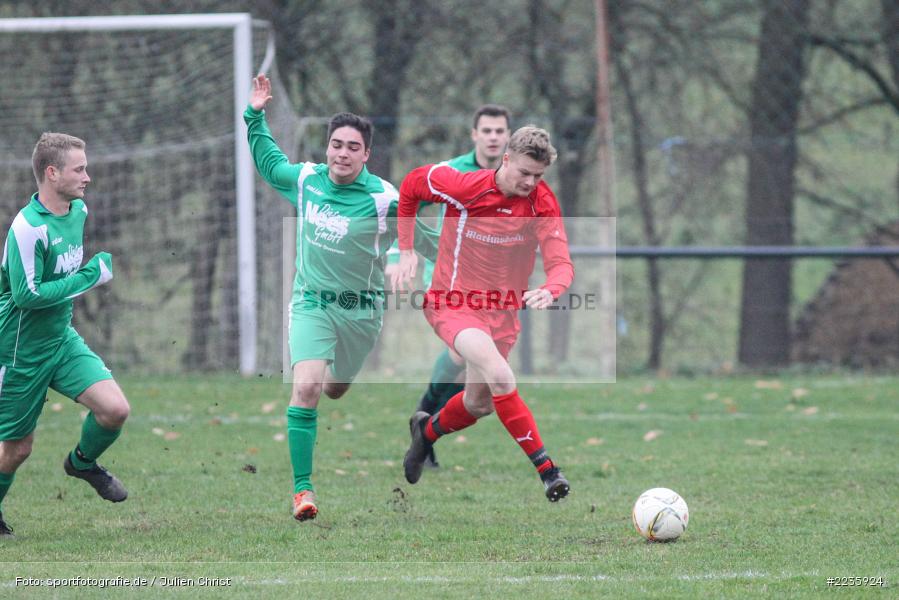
[245,75,437,523]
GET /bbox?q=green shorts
[0,327,113,441]
[289,305,382,383]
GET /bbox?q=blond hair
[508,125,557,165]
[32,132,85,184]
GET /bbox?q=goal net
[0,15,298,374]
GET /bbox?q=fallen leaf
[802,406,819,416]
[340,450,353,459]
[643,430,662,442]
[273,433,286,442]
[454,435,467,443]
[341,422,354,431]
[453,465,465,472]
[637,402,648,411]
[334,469,347,475]
[357,471,368,477]
[703,392,719,401]
[791,388,809,399]
[755,380,783,390]
[51,403,63,412]
[247,447,259,455]
[585,437,604,446]
[640,384,655,394]
[209,417,222,426]
[383,460,395,467]
[163,431,180,441]
[640,455,654,462]
[745,439,768,447]
[151,428,165,436]
[261,401,277,414]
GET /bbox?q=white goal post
[0,13,269,375]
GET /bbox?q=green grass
[0,374,896,598]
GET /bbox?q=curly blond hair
[508,125,557,165]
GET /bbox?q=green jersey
[0,195,113,367]
[245,107,436,319]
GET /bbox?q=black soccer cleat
[0,512,14,537]
[540,466,570,502]
[64,455,128,503]
[403,411,434,484]
[409,413,440,469]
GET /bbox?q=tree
[738,0,810,367]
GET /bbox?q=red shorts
[423,298,519,360]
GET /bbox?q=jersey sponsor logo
[51,236,63,246]
[304,184,325,196]
[464,229,524,245]
[54,244,83,276]
[305,201,350,245]
[496,207,513,214]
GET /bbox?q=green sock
[0,471,14,510]
[287,406,317,493]
[69,412,122,471]
[417,349,466,414]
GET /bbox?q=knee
[2,439,33,467]
[486,365,516,395]
[292,381,322,407]
[97,396,130,429]
[463,391,495,418]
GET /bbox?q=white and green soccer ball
[632,487,689,541]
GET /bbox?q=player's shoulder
[71,199,88,215]
[430,162,492,185]
[367,172,399,200]
[446,151,478,172]
[531,181,562,216]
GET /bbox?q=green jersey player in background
[0,133,131,537]
[387,104,511,469]
[245,75,437,523]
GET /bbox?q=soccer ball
[632,487,689,541]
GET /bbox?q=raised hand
[250,74,273,111]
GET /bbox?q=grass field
[0,374,896,598]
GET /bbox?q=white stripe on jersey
[294,162,318,297]
[426,163,467,291]
[11,212,49,296]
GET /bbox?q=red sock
[493,389,554,473]
[424,391,477,442]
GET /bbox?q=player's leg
[416,347,466,415]
[286,308,339,521]
[455,328,569,501]
[49,330,128,502]
[0,362,55,534]
[413,349,465,469]
[0,433,34,536]
[288,359,329,521]
[64,379,130,503]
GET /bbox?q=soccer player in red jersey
[395,126,574,501]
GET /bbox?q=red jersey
[398,164,574,305]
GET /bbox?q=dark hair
[472,104,511,129]
[327,112,374,150]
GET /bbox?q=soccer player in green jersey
[387,104,511,468]
[0,133,130,537]
[245,75,437,522]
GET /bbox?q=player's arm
[244,74,302,204]
[5,228,113,310]
[522,202,574,310]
